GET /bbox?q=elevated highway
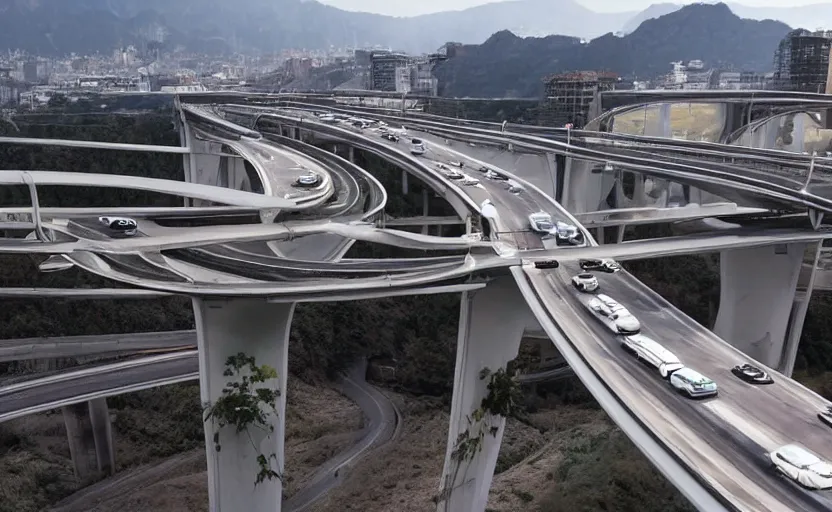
[3,93,832,512]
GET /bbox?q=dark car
[819,406,832,428]
[534,260,559,270]
[731,363,774,385]
[579,258,620,273]
[98,216,138,236]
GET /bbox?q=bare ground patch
[312,394,693,512]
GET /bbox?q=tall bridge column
[780,243,822,376]
[643,103,672,138]
[713,243,806,369]
[63,398,115,483]
[437,277,539,512]
[193,298,296,512]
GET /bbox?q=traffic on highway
[5,93,832,512]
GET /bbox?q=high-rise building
[773,29,832,93]
[369,51,411,92]
[541,71,618,127]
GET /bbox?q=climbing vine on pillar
[439,366,522,508]
[203,352,283,486]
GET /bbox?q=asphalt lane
[363,126,557,250]
[525,263,832,512]
[0,356,199,417]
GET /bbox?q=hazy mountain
[623,1,832,33]
[620,3,683,34]
[434,3,790,98]
[0,0,639,56]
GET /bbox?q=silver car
[587,294,641,335]
[410,138,426,155]
[669,367,717,396]
[294,172,320,187]
[528,212,555,233]
[770,444,832,490]
[571,273,599,292]
[555,221,583,245]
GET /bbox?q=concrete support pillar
[720,103,747,143]
[422,189,430,236]
[347,145,355,164]
[63,398,115,482]
[791,114,806,153]
[561,159,611,214]
[193,298,296,512]
[780,243,822,376]
[437,277,538,512]
[643,103,672,138]
[402,171,409,195]
[332,144,338,155]
[713,243,806,369]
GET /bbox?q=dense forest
[1,106,832,510]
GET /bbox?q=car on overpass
[587,294,641,335]
[818,406,832,428]
[381,132,399,142]
[98,216,138,237]
[555,221,584,246]
[669,367,718,398]
[534,260,559,270]
[621,334,684,378]
[528,211,555,234]
[571,273,599,292]
[731,363,774,385]
[580,258,621,273]
[410,138,426,155]
[770,444,832,490]
[294,172,321,188]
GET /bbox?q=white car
[669,367,718,397]
[571,273,599,292]
[770,444,832,490]
[410,138,426,155]
[622,334,683,377]
[294,172,320,187]
[98,216,138,236]
[555,221,583,245]
[528,212,555,234]
[587,294,641,335]
[460,177,480,186]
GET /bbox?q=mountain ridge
[433,3,790,98]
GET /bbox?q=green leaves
[203,352,283,486]
[441,366,522,509]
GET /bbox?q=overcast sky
[316,0,817,17]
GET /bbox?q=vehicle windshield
[578,273,593,279]
[537,220,554,230]
[411,139,422,145]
